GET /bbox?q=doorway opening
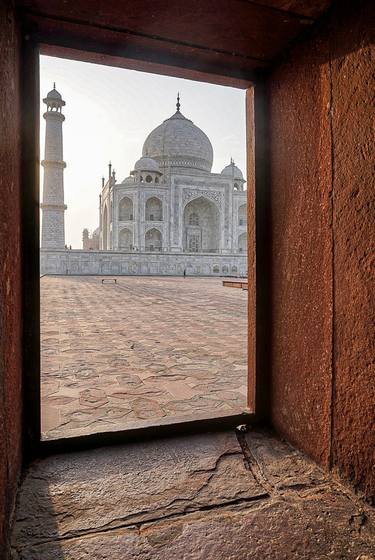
[39,55,251,441]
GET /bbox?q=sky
[40,55,247,248]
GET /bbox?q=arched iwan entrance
[183,196,220,253]
[145,228,162,251]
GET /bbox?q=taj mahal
[40,86,248,277]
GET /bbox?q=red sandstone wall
[0,0,22,555]
[0,7,373,560]
[268,0,374,501]
[267,22,333,468]
[329,0,375,503]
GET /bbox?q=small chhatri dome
[121,175,135,184]
[133,156,160,172]
[221,159,244,181]
[142,94,213,174]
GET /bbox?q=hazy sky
[40,55,247,248]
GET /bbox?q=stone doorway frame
[20,22,269,459]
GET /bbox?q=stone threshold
[40,408,254,455]
[12,429,375,559]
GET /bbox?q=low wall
[40,249,247,277]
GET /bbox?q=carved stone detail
[182,189,223,209]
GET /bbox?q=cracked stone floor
[41,276,247,440]
[11,430,375,559]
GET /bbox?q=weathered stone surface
[12,432,264,550]
[12,430,375,559]
[0,3,23,557]
[16,495,375,560]
[244,430,327,490]
[267,0,375,504]
[268,16,333,469]
[329,0,375,503]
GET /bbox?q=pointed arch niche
[145,197,162,221]
[239,203,247,226]
[238,232,247,253]
[119,196,133,221]
[145,228,162,251]
[119,227,133,251]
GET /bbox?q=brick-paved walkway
[41,276,247,439]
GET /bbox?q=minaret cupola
[43,83,66,113]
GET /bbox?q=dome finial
[53,82,56,89]
[176,92,180,113]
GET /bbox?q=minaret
[41,84,67,249]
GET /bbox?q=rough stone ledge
[12,493,375,560]
[12,432,264,548]
[11,430,375,560]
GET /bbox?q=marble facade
[93,96,248,264]
[40,249,247,277]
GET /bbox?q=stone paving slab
[12,432,263,549]
[41,276,247,439]
[14,496,375,560]
[11,430,375,559]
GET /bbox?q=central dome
[142,110,213,174]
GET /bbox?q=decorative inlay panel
[182,189,223,209]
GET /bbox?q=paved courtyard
[41,276,247,439]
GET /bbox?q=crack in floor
[12,491,270,551]
[12,431,271,553]
[235,429,275,495]
[11,429,375,559]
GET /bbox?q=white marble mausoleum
[41,88,247,277]
[87,94,248,256]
